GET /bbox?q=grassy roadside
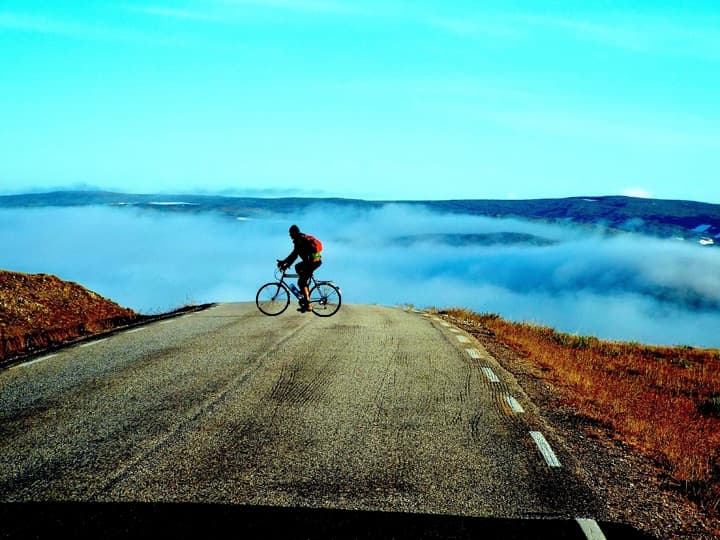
[443,308,720,517]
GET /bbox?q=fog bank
[3,204,720,347]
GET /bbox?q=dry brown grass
[446,308,720,515]
[0,270,139,363]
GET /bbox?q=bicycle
[255,262,342,317]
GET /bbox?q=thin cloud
[490,108,720,150]
[425,10,720,60]
[426,17,523,39]
[521,13,720,59]
[127,6,229,23]
[0,10,176,45]
[622,188,652,199]
[219,0,364,15]
[125,0,374,26]
[0,11,88,35]
[522,14,653,51]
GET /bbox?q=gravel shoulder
[448,315,720,540]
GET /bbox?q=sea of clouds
[3,203,720,347]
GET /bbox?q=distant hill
[0,270,140,364]
[415,197,720,242]
[1,190,719,246]
[393,232,557,247]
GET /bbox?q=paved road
[0,303,650,538]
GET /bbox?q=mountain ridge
[2,190,718,244]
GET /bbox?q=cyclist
[278,224,323,312]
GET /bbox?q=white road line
[449,328,460,333]
[160,320,175,325]
[12,354,58,369]
[125,327,145,334]
[576,518,607,540]
[481,367,500,383]
[465,348,481,359]
[441,322,450,327]
[80,338,109,348]
[455,335,470,343]
[530,431,562,468]
[505,395,525,413]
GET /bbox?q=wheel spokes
[256,283,290,315]
[310,283,341,316]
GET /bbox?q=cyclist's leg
[296,260,321,311]
[294,262,304,289]
[303,261,322,309]
[295,262,312,311]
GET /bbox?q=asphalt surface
[0,303,653,539]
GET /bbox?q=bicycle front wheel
[256,282,290,316]
[309,282,341,317]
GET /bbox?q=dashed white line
[530,431,562,468]
[504,395,525,413]
[481,367,500,383]
[465,348,481,359]
[576,518,607,540]
[455,335,470,343]
[440,322,450,327]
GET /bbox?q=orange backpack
[303,233,323,255]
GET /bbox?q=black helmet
[289,224,300,237]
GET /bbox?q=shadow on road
[0,502,655,539]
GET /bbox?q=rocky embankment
[0,270,140,365]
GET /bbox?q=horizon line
[0,188,718,206]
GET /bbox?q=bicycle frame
[255,265,341,317]
[275,268,320,295]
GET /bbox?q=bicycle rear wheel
[309,282,341,317]
[256,282,290,315]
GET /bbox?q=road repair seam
[449,320,562,470]
[464,347,527,417]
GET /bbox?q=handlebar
[274,263,298,281]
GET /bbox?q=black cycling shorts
[295,259,322,288]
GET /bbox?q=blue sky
[1,1,719,202]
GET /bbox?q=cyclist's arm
[279,248,298,269]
